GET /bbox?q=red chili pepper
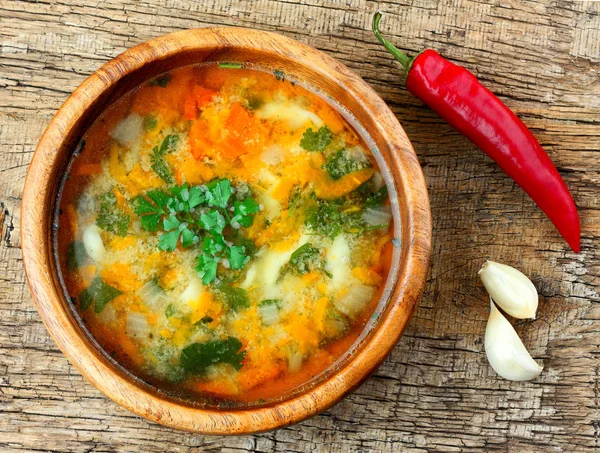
[373,12,580,252]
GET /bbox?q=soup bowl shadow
[21,27,432,434]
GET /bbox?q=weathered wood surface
[1,0,599,451]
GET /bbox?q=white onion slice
[110,113,143,148]
[82,224,105,263]
[136,280,169,310]
[259,303,280,326]
[126,312,149,340]
[334,285,374,318]
[361,206,392,227]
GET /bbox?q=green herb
[135,179,258,284]
[78,277,122,313]
[180,337,246,374]
[200,316,213,324]
[150,74,172,87]
[305,200,343,239]
[218,62,243,69]
[365,185,388,208]
[205,179,232,209]
[165,304,176,318]
[232,198,260,228]
[300,126,333,152]
[259,299,282,307]
[323,149,371,180]
[143,114,157,131]
[289,243,320,275]
[95,191,130,236]
[215,284,250,311]
[66,241,88,271]
[150,135,180,183]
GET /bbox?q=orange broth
[54,64,395,405]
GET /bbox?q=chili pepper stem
[372,12,415,75]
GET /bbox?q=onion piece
[259,303,280,326]
[288,350,303,373]
[361,206,392,227]
[334,285,374,318]
[110,113,143,148]
[126,312,149,340]
[82,224,105,263]
[136,280,169,311]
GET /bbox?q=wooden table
[2,1,599,451]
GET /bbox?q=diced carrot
[100,264,142,293]
[237,362,285,392]
[109,235,137,251]
[73,163,102,176]
[127,164,163,192]
[193,378,239,397]
[188,119,212,160]
[159,268,179,290]
[370,234,392,270]
[270,177,295,202]
[313,297,329,333]
[64,204,78,236]
[79,265,97,286]
[183,93,197,120]
[318,104,345,134]
[193,85,216,107]
[224,103,266,158]
[352,267,383,286]
[180,157,215,185]
[313,167,374,200]
[379,240,394,275]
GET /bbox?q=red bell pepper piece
[373,12,580,252]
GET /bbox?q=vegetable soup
[54,63,396,404]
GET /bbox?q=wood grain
[1,0,599,451]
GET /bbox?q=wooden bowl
[21,27,432,434]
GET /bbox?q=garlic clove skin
[485,300,543,381]
[478,260,538,319]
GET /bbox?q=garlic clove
[478,260,538,319]
[485,299,543,381]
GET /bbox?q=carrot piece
[188,119,212,160]
[352,267,383,286]
[100,264,142,293]
[224,103,265,158]
[193,86,216,107]
[183,94,197,120]
[313,167,374,200]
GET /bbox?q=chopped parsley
[78,277,122,313]
[288,243,320,275]
[134,178,258,284]
[66,241,88,271]
[214,284,250,311]
[150,134,180,183]
[165,304,176,318]
[300,126,333,152]
[95,191,130,236]
[180,337,246,374]
[323,149,371,180]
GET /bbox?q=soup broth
[55,64,395,404]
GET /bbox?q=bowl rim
[21,26,432,434]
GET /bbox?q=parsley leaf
[365,185,388,208]
[289,243,320,275]
[150,135,180,183]
[300,126,333,152]
[95,191,130,236]
[199,210,226,234]
[205,179,232,209]
[232,198,260,228]
[305,200,343,239]
[180,337,246,374]
[158,230,180,252]
[78,277,122,313]
[323,149,370,180]
[143,114,157,131]
[196,254,219,285]
[150,147,173,183]
[215,284,250,311]
[228,245,249,270]
[66,241,88,271]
